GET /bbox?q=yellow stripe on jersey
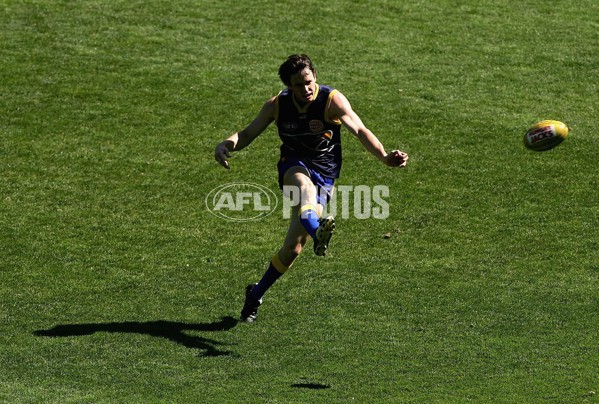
[274,90,283,124]
[325,89,342,125]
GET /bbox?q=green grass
[1,0,598,401]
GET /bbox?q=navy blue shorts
[277,157,335,206]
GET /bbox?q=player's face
[289,68,317,104]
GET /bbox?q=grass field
[1,0,598,402]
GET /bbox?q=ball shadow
[291,382,331,390]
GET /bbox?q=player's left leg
[240,204,309,323]
[240,166,335,322]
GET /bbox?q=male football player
[214,54,408,322]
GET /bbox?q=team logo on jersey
[309,120,325,133]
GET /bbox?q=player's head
[279,54,317,104]
[278,54,317,86]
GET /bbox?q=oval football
[524,120,569,151]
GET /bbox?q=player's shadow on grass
[34,316,238,357]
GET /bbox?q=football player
[214,54,408,322]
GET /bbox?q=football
[523,120,569,151]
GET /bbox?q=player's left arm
[329,91,408,168]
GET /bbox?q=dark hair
[278,54,316,86]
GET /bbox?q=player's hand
[214,141,233,169]
[384,150,408,168]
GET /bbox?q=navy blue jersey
[275,84,342,178]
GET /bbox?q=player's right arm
[214,97,276,169]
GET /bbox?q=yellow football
[524,120,569,151]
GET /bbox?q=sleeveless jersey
[275,84,342,178]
